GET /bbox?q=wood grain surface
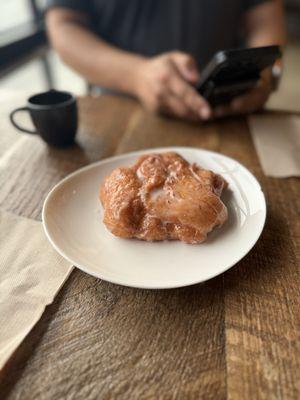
[0,94,299,400]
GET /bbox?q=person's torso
[88,0,245,68]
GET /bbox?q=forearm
[46,9,145,94]
[244,0,286,48]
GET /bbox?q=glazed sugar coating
[99,152,228,244]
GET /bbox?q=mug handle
[9,107,36,134]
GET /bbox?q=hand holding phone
[213,67,275,118]
[134,51,211,120]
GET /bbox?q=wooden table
[0,95,299,400]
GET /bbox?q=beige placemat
[266,89,300,114]
[0,210,73,370]
[248,114,300,178]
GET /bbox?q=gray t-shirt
[45,0,267,68]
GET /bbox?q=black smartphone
[197,45,281,107]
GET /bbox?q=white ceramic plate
[42,147,266,289]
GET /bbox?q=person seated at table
[45,0,285,121]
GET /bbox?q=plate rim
[42,146,267,289]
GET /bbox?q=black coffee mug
[9,89,78,147]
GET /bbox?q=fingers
[231,84,270,113]
[169,51,200,83]
[146,80,197,120]
[161,93,197,120]
[214,82,271,118]
[164,64,212,119]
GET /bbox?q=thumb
[171,52,199,83]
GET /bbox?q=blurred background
[0,0,299,107]
[0,0,85,95]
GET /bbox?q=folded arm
[46,8,210,120]
[46,8,145,93]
